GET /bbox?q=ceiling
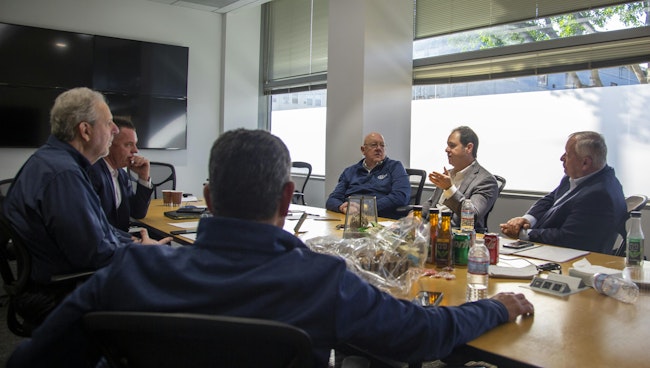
[146,0,272,14]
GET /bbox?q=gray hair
[50,87,107,142]
[208,129,291,221]
[570,131,607,169]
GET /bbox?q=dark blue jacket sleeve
[326,169,353,212]
[334,270,509,362]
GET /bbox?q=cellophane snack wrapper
[305,217,430,299]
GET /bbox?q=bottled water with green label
[626,211,644,267]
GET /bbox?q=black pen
[170,229,197,235]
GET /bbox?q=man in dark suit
[426,126,498,232]
[500,131,627,253]
[87,117,153,232]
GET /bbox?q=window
[264,0,649,193]
[270,90,327,176]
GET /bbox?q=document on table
[168,221,199,229]
[178,233,197,241]
[513,245,589,263]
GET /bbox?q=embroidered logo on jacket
[378,174,388,180]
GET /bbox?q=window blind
[263,0,328,94]
[414,0,634,39]
[413,27,650,84]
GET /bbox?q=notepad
[513,245,589,263]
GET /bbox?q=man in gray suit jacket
[426,126,498,232]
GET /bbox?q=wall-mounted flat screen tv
[0,85,60,148]
[0,23,93,88]
[0,22,188,149]
[105,93,187,150]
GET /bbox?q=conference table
[137,200,650,367]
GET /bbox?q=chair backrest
[0,178,13,200]
[0,199,34,337]
[613,194,648,256]
[291,162,312,205]
[83,311,314,368]
[0,194,94,337]
[405,168,427,206]
[481,175,507,233]
[494,175,506,194]
[149,162,176,199]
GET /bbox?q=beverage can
[484,233,499,265]
[453,232,470,266]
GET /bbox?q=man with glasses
[326,132,410,219]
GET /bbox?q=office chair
[480,175,506,233]
[405,168,427,206]
[291,162,312,205]
[0,198,93,337]
[0,178,13,200]
[83,311,314,368]
[613,194,648,256]
[148,162,176,199]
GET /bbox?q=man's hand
[499,217,530,239]
[491,292,534,322]
[135,228,173,245]
[428,167,452,190]
[129,155,150,181]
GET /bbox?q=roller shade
[263,0,328,94]
[413,27,650,84]
[415,0,633,39]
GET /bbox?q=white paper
[513,245,589,263]
[168,221,199,229]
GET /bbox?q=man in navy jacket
[8,129,534,368]
[500,131,627,253]
[87,117,153,232]
[326,132,411,219]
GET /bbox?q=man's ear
[203,184,213,213]
[77,121,92,142]
[465,142,474,155]
[279,181,296,216]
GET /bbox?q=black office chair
[613,194,648,256]
[0,178,13,200]
[291,162,312,205]
[0,198,94,337]
[149,162,176,199]
[405,168,427,206]
[480,175,506,233]
[83,311,314,368]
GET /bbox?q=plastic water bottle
[460,199,475,231]
[592,273,639,304]
[466,240,489,302]
[626,211,644,267]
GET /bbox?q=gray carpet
[0,294,26,367]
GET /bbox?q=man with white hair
[500,131,626,253]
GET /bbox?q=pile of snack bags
[305,217,429,298]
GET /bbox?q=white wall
[0,0,223,196]
[222,6,263,132]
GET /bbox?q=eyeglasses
[364,143,386,149]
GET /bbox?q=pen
[170,229,197,235]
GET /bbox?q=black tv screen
[94,36,188,97]
[0,23,93,88]
[105,93,187,150]
[0,85,61,148]
[0,22,188,149]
